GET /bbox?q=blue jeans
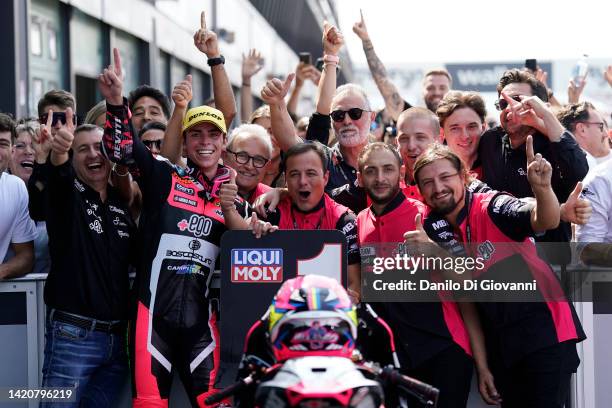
[40,312,128,408]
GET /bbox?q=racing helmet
[268,275,358,362]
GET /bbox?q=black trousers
[402,343,473,408]
[494,341,580,408]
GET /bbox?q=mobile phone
[299,52,312,65]
[315,57,324,72]
[525,59,537,72]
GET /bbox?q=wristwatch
[207,55,225,67]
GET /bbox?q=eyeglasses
[494,95,523,111]
[226,149,269,168]
[39,112,77,127]
[578,122,605,132]
[330,108,370,122]
[142,139,163,150]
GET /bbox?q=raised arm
[299,21,343,145]
[503,91,588,201]
[240,49,264,122]
[99,47,167,202]
[194,11,236,127]
[287,63,320,116]
[28,113,54,221]
[568,71,588,104]
[49,108,75,167]
[261,74,301,152]
[315,21,344,115]
[526,135,560,232]
[160,74,193,164]
[99,48,137,167]
[353,10,404,120]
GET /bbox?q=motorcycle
[206,353,439,407]
[206,302,440,407]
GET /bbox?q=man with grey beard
[261,22,374,213]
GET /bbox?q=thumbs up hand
[261,73,295,106]
[219,168,238,212]
[172,74,193,110]
[322,21,344,56]
[560,182,592,225]
[51,108,75,155]
[403,213,432,244]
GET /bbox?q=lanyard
[465,191,473,244]
[332,148,358,188]
[290,206,326,230]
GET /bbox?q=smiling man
[100,30,251,404]
[128,85,170,134]
[478,69,588,259]
[0,113,36,280]
[41,117,135,406]
[557,102,612,172]
[9,119,38,181]
[394,107,440,201]
[5,119,50,275]
[414,142,585,408]
[222,123,273,203]
[422,69,452,113]
[436,91,487,178]
[356,142,483,407]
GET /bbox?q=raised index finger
[526,135,535,163]
[113,48,122,75]
[200,11,206,30]
[501,91,520,109]
[283,73,296,91]
[360,9,364,22]
[46,109,53,128]
[65,107,74,130]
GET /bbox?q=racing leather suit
[102,99,247,407]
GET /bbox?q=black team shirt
[43,160,135,321]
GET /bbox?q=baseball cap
[182,106,227,134]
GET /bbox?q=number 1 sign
[217,230,347,387]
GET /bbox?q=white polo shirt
[0,172,37,260]
[584,149,612,176]
[576,159,612,244]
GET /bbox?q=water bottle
[572,54,589,87]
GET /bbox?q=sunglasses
[142,139,163,150]
[330,108,370,122]
[494,95,523,111]
[40,112,77,127]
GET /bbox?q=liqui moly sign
[231,249,283,283]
